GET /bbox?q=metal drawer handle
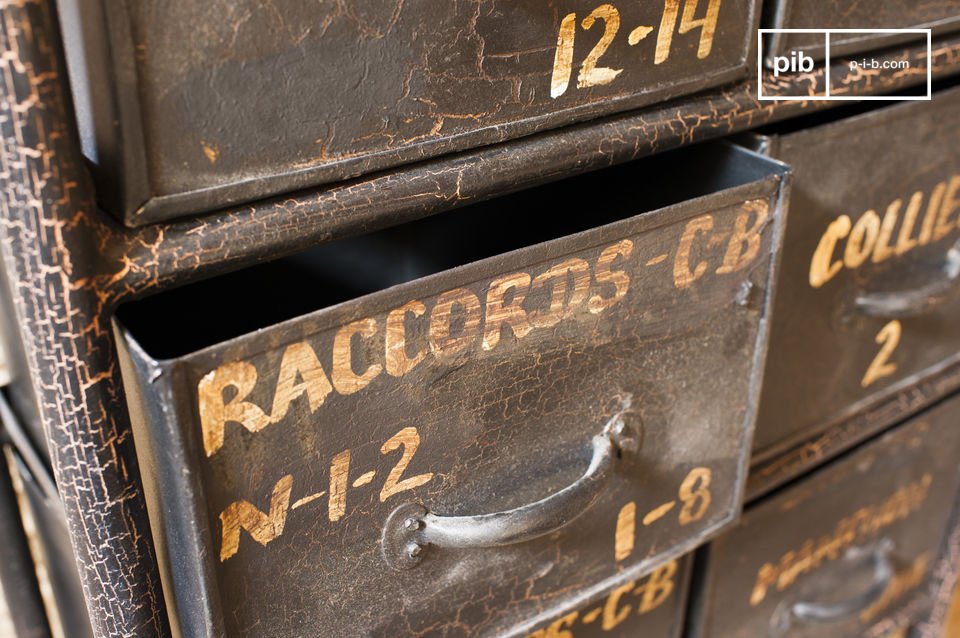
[772,539,894,633]
[381,406,640,570]
[855,239,960,318]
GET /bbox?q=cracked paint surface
[0,0,168,636]
[83,0,758,223]
[0,0,958,634]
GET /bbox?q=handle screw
[612,411,642,453]
[406,542,424,559]
[403,518,421,532]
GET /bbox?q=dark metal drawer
[523,557,690,638]
[112,144,788,638]
[60,0,761,225]
[690,393,960,638]
[751,87,960,459]
[764,0,960,62]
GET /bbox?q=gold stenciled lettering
[577,5,624,90]
[637,561,677,613]
[657,0,722,63]
[895,191,923,256]
[614,502,636,561]
[528,611,578,638]
[530,258,591,328]
[602,580,635,630]
[385,301,428,377]
[919,182,946,245]
[550,0,723,98]
[524,559,679,638]
[862,320,901,388]
[749,474,931,606]
[589,240,633,314]
[328,450,350,522]
[845,210,880,269]
[678,467,712,525]
[199,222,761,456]
[331,318,383,395]
[270,341,333,421]
[429,288,482,356]
[550,13,577,99]
[872,200,900,263]
[674,214,714,289]
[379,427,434,502]
[219,474,293,562]
[809,175,960,288]
[716,200,770,274]
[810,215,851,288]
[483,273,533,350]
[935,174,960,242]
[198,361,271,457]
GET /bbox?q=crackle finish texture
[114,150,786,637]
[693,397,960,638]
[0,0,957,635]
[104,35,960,304]
[752,89,960,459]
[766,0,960,61]
[60,0,759,223]
[0,0,168,636]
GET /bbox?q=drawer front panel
[69,0,759,224]
[523,558,690,638]
[115,147,787,637]
[693,394,960,638]
[754,88,960,457]
[765,0,960,61]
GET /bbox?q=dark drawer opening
[117,142,775,359]
[754,74,960,138]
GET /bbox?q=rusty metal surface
[691,394,960,638]
[58,0,761,225]
[765,0,960,62]
[113,144,788,637]
[750,87,960,461]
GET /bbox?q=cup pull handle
[855,239,960,318]
[774,540,894,631]
[381,408,640,570]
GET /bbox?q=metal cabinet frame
[0,1,959,635]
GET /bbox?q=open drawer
[113,143,789,637]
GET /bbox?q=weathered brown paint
[692,395,960,638]
[114,147,788,637]
[523,558,691,638]
[58,0,761,224]
[752,88,960,460]
[764,0,960,62]
[1,0,959,635]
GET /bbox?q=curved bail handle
[855,239,960,318]
[381,405,641,570]
[772,539,895,634]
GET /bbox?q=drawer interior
[118,142,777,358]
